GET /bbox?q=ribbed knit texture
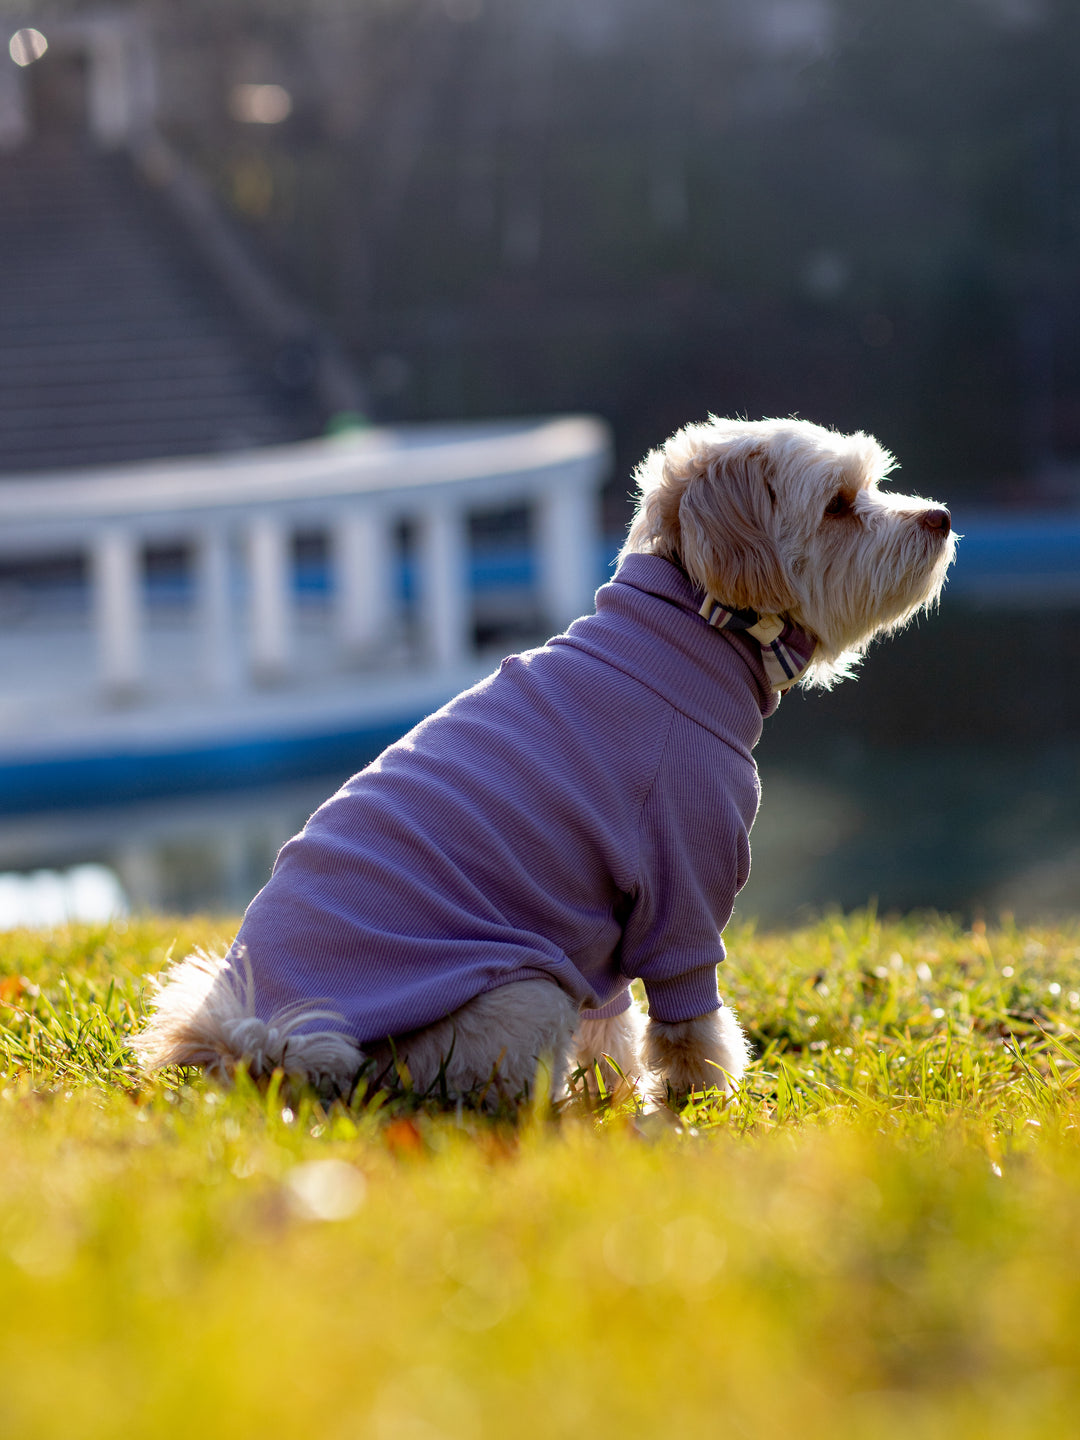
[233,554,779,1043]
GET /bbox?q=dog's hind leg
[570,1004,645,1097]
[367,979,577,1108]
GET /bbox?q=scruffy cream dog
[135,417,955,1107]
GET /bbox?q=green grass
[2,911,1080,1438]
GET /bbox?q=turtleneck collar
[552,554,785,760]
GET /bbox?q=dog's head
[621,416,957,686]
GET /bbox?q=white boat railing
[0,415,612,706]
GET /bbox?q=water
[743,743,1080,925]
[1,743,1076,931]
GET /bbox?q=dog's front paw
[570,1005,646,1100]
[643,1005,750,1105]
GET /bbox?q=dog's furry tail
[132,947,364,1092]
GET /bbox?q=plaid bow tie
[698,595,818,692]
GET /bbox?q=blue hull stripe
[0,719,420,817]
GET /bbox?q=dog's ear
[678,443,796,613]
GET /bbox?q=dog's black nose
[921,507,951,535]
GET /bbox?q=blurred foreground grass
[2,912,1080,1439]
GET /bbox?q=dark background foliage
[92,0,1076,504]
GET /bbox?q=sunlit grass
[2,912,1080,1438]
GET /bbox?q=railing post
[335,507,391,664]
[91,526,143,702]
[247,511,292,684]
[197,525,237,693]
[538,477,598,630]
[416,504,470,670]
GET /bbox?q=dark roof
[0,138,322,474]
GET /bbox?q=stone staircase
[0,138,321,474]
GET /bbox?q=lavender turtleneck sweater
[233,553,779,1043]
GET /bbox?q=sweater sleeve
[618,714,758,1023]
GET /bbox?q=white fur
[133,948,363,1093]
[643,1004,752,1105]
[136,417,954,1110]
[364,980,579,1108]
[571,1005,647,1098]
[622,415,956,687]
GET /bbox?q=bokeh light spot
[229,83,293,125]
[9,28,48,67]
[285,1160,366,1222]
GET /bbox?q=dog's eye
[824,493,849,517]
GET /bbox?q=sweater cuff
[578,989,633,1022]
[643,965,721,1023]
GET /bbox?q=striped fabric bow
[698,595,818,692]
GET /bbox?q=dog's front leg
[571,1005,645,1097]
[643,1004,751,1106]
